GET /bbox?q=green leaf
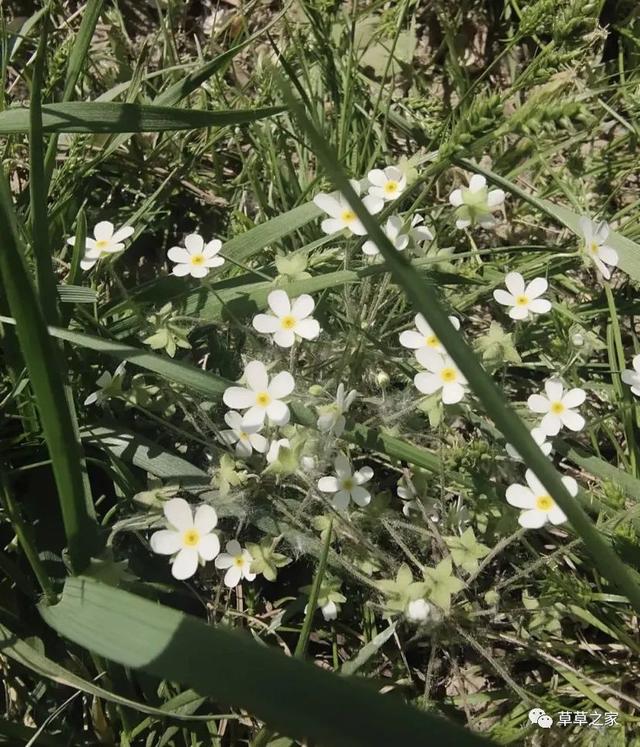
[0,171,98,572]
[39,577,492,747]
[280,76,640,615]
[0,102,286,134]
[341,622,397,676]
[444,528,491,574]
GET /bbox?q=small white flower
[316,383,357,437]
[506,469,577,529]
[362,215,409,256]
[266,437,291,464]
[320,600,339,621]
[505,427,553,462]
[527,379,586,436]
[167,233,224,278]
[622,354,640,396]
[406,598,430,623]
[218,410,267,457]
[397,484,420,518]
[579,216,618,280]
[252,290,320,348]
[414,350,467,404]
[223,360,295,429]
[493,272,551,320]
[84,362,126,406]
[410,214,434,245]
[366,165,407,202]
[215,540,256,587]
[449,173,505,229]
[67,220,135,271]
[399,313,460,353]
[317,453,373,510]
[150,498,220,580]
[313,179,383,236]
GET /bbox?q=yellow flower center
[182,529,200,547]
[589,241,599,254]
[256,391,271,407]
[550,401,565,414]
[341,477,355,491]
[341,210,356,223]
[440,367,457,383]
[535,495,554,511]
[384,180,398,194]
[239,431,249,441]
[234,556,245,567]
[514,294,529,306]
[425,334,439,348]
[95,239,110,250]
[280,315,297,330]
[190,254,205,266]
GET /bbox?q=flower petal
[266,399,290,425]
[528,299,551,314]
[203,239,222,257]
[468,174,486,192]
[268,289,291,317]
[164,498,193,531]
[414,372,441,394]
[540,412,562,436]
[561,475,578,497]
[505,272,525,297]
[318,476,340,493]
[184,233,204,254]
[273,329,296,348]
[242,406,267,429]
[560,409,585,432]
[506,485,535,509]
[442,382,465,404]
[111,225,135,243]
[194,504,218,533]
[291,294,314,319]
[150,530,182,555]
[197,533,220,561]
[295,318,320,340]
[171,547,199,579]
[223,386,255,410]
[547,505,567,525]
[223,565,242,588]
[562,388,586,409]
[524,277,548,299]
[167,246,190,263]
[527,394,549,413]
[449,189,463,207]
[94,221,114,241]
[313,192,342,218]
[544,379,564,401]
[350,486,371,506]
[487,188,505,208]
[249,433,268,453]
[253,314,280,333]
[399,330,425,349]
[215,553,233,569]
[518,509,547,529]
[171,263,192,276]
[245,360,269,392]
[268,371,295,399]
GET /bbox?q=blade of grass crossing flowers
[40,576,493,747]
[0,170,99,572]
[276,75,640,614]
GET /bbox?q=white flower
[506,469,577,529]
[527,379,586,436]
[397,484,420,518]
[84,362,126,406]
[493,272,551,320]
[215,540,256,587]
[218,410,267,457]
[366,165,406,202]
[449,174,505,229]
[410,214,434,245]
[399,313,460,353]
[223,360,294,429]
[316,383,357,436]
[505,427,553,461]
[313,179,383,236]
[406,598,430,623]
[622,354,640,396]
[67,220,134,271]
[252,290,320,348]
[579,216,618,280]
[150,498,220,580]
[320,600,339,621]
[414,350,467,404]
[167,233,224,278]
[362,215,409,256]
[266,437,291,464]
[317,453,373,510]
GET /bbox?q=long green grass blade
[277,76,640,614]
[0,102,285,134]
[0,172,98,572]
[40,576,492,746]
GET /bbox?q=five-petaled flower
[366,165,406,202]
[362,215,409,257]
[449,174,505,229]
[414,350,467,404]
[252,290,320,348]
[579,217,618,280]
[400,313,460,353]
[316,383,357,437]
[313,179,383,236]
[167,233,224,278]
[223,360,295,429]
[527,379,586,436]
[150,498,220,580]
[317,453,374,510]
[506,469,577,528]
[622,354,640,397]
[218,410,267,457]
[493,272,551,320]
[67,220,134,271]
[215,540,256,587]
[84,362,126,406]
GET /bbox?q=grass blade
[0,102,286,134]
[277,75,640,614]
[0,170,98,572]
[40,576,493,746]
